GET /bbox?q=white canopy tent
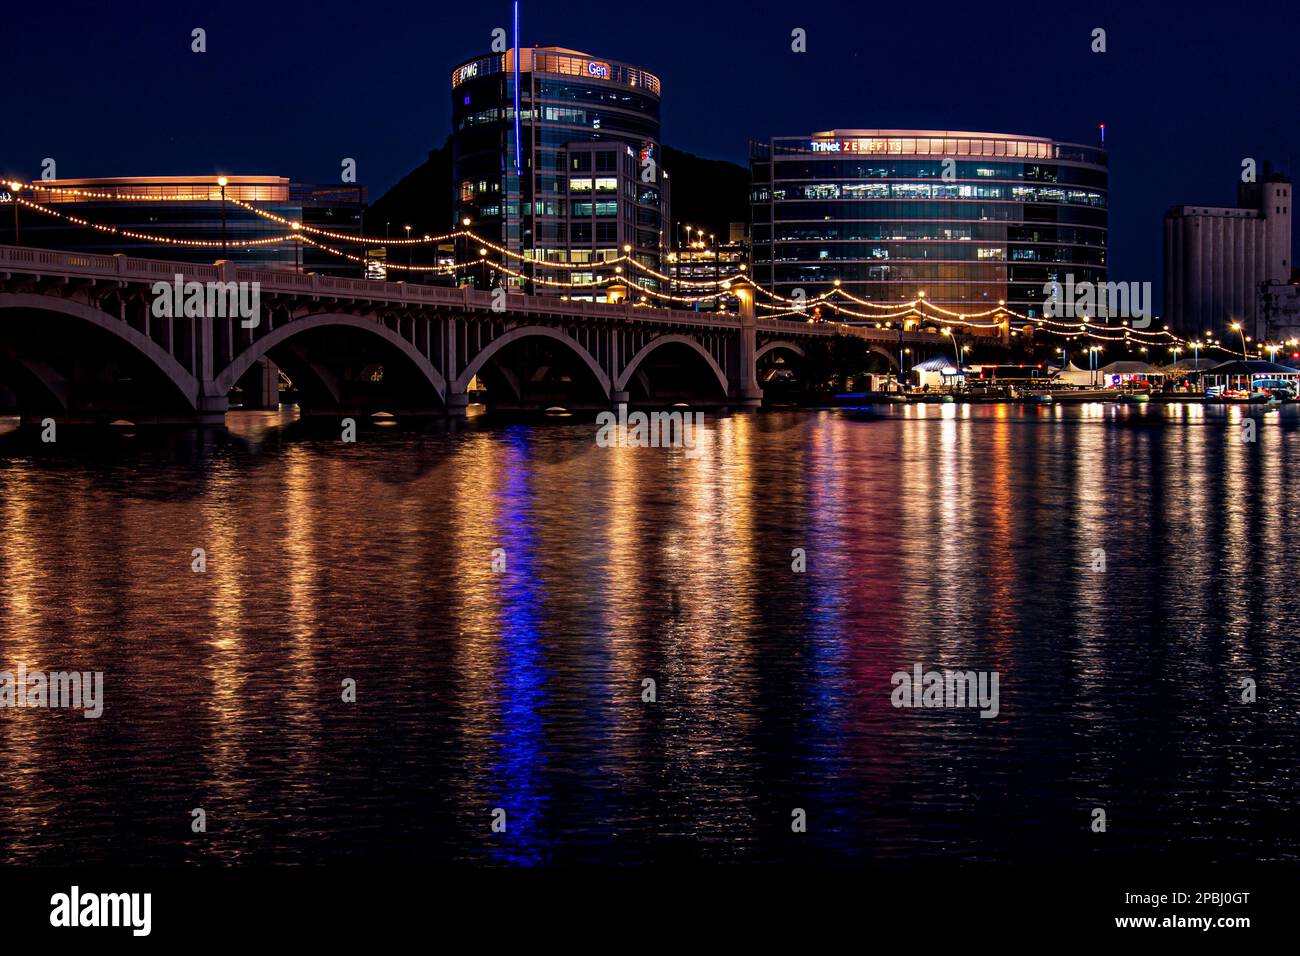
[911,355,964,390]
[1055,362,1096,387]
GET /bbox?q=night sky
[5,0,1296,310]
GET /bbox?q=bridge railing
[0,243,936,343]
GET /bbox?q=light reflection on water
[0,404,1298,865]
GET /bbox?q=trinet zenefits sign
[811,139,899,154]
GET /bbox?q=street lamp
[1230,322,1248,358]
[217,177,228,257]
[404,224,412,275]
[458,217,472,288]
[8,181,24,246]
[941,326,961,371]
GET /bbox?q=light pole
[942,327,961,375]
[621,244,633,300]
[217,176,228,257]
[898,316,909,392]
[404,224,412,276]
[459,217,472,288]
[8,181,22,246]
[1231,322,1248,359]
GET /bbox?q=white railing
[0,243,916,343]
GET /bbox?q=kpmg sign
[452,61,481,87]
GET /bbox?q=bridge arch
[869,346,902,372]
[755,340,806,363]
[214,313,447,402]
[454,325,610,395]
[614,333,729,394]
[0,292,201,408]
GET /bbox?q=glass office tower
[750,130,1107,316]
[451,47,668,297]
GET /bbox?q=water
[1,403,1297,866]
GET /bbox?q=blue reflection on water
[488,427,548,865]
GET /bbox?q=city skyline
[5,0,1297,313]
[1,2,1295,934]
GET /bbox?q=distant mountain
[662,146,751,241]
[366,140,751,241]
[366,138,454,237]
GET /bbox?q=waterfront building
[667,222,748,310]
[11,176,368,276]
[749,130,1108,317]
[1164,168,1292,341]
[451,46,669,298]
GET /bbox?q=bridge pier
[730,284,764,407]
[445,390,469,419]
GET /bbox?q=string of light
[12,196,294,248]
[1,180,1274,357]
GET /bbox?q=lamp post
[217,176,228,257]
[942,327,961,374]
[458,217,472,288]
[404,224,412,276]
[8,181,22,246]
[1231,322,1248,359]
[898,316,908,392]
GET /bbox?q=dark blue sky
[5,0,1296,306]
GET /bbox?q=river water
[0,403,1297,865]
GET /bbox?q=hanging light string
[0,181,1258,354]
[8,181,245,203]
[11,195,294,248]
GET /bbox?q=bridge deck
[0,243,944,346]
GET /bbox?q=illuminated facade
[451,47,668,298]
[15,176,368,276]
[750,130,1108,316]
[668,223,749,311]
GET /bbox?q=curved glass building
[452,47,668,297]
[750,130,1107,317]
[14,176,367,275]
